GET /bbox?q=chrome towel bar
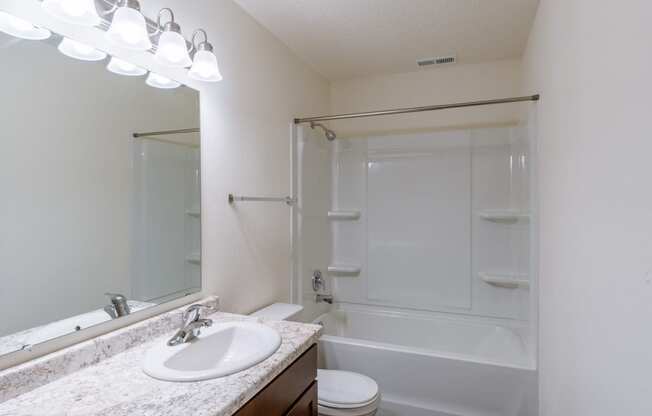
[228,194,296,206]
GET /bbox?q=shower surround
[293,124,537,415]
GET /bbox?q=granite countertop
[0,312,321,416]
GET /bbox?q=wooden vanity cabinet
[285,382,318,416]
[234,344,318,416]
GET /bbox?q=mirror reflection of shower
[310,121,337,141]
[131,129,201,304]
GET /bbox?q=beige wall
[330,59,523,137]
[523,1,652,415]
[140,0,330,314]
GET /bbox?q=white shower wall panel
[366,131,472,310]
[332,126,530,320]
[331,139,368,269]
[331,138,368,310]
[471,128,530,320]
[131,139,200,303]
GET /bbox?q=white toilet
[317,369,380,416]
[251,303,381,416]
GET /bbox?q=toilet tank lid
[250,303,303,321]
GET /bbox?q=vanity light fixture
[42,0,101,27]
[154,8,192,68]
[188,29,223,82]
[146,72,180,89]
[105,0,152,51]
[0,11,51,40]
[107,56,146,76]
[58,37,107,61]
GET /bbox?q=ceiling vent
[417,55,456,67]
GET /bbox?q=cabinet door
[234,345,317,416]
[286,382,318,416]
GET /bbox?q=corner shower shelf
[328,210,361,220]
[479,272,529,289]
[186,209,201,218]
[477,210,530,223]
[186,254,201,265]
[327,265,361,275]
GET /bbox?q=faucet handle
[312,270,325,292]
[104,293,130,317]
[105,292,127,301]
[182,304,216,324]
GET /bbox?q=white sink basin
[143,321,282,382]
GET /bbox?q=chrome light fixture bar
[18,1,223,84]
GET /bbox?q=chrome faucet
[167,304,215,346]
[316,294,334,304]
[104,293,131,318]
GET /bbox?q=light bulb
[106,4,152,51]
[188,50,223,82]
[58,37,107,61]
[146,72,181,89]
[42,0,100,27]
[155,31,192,67]
[0,11,51,40]
[107,57,146,76]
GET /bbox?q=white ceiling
[233,0,540,81]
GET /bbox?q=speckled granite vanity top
[0,305,321,416]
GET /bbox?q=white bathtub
[315,305,537,416]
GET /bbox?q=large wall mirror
[0,28,201,357]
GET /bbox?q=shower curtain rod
[293,94,540,124]
[132,128,200,138]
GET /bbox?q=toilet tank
[250,303,303,321]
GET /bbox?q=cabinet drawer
[234,344,317,416]
[286,382,318,416]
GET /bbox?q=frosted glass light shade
[146,72,180,89]
[0,11,51,40]
[155,31,192,68]
[188,50,223,82]
[106,6,152,51]
[107,57,146,76]
[58,37,107,61]
[42,0,100,27]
